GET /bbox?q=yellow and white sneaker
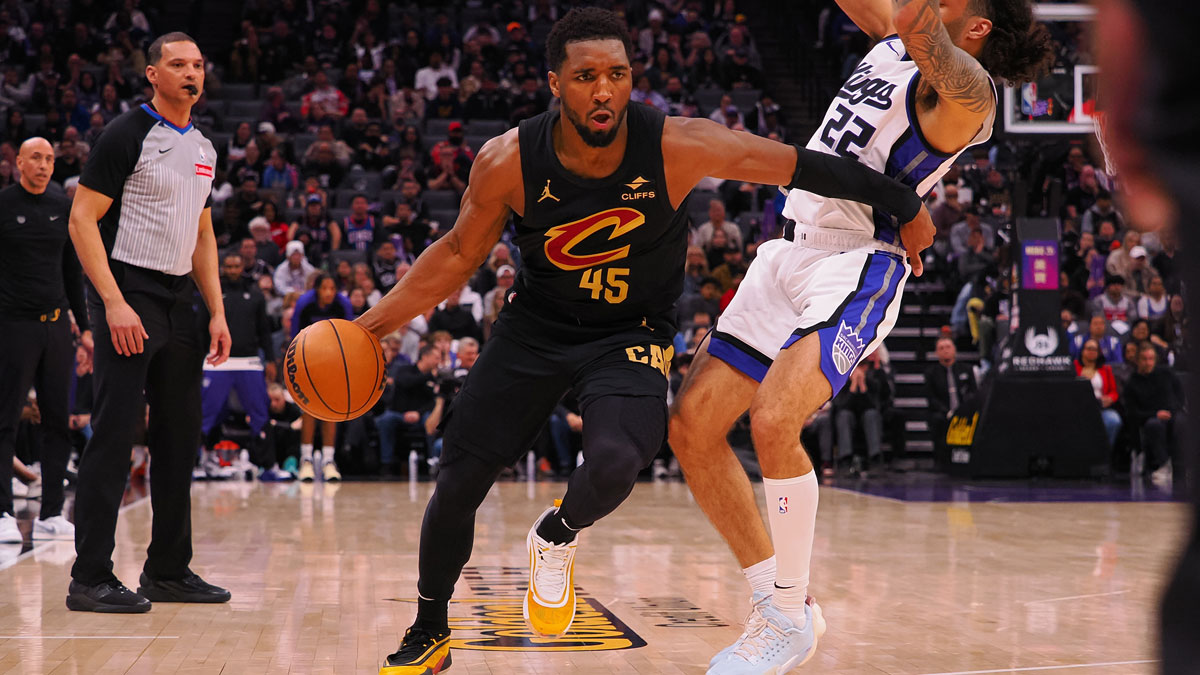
[297,459,315,482]
[380,625,452,674]
[322,459,341,482]
[523,502,578,637]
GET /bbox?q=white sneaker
[235,450,257,481]
[32,515,74,539]
[653,459,668,481]
[523,505,579,637]
[298,459,316,482]
[0,513,22,543]
[708,594,827,668]
[203,456,235,480]
[707,595,825,674]
[12,477,41,500]
[1151,460,1173,487]
[321,458,341,482]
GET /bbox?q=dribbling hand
[899,203,936,277]
[107,300,149,356]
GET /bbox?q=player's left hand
[899,203,936,277]
[207,315,232,366]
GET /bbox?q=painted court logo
[389,566,645,652]
[832,321,865,375]
[778,497,789,514]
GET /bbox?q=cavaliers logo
[544,208,646,271]
[387,566,646,652]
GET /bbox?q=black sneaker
[66,579,151,613]
[137,571,231,603]
[381,625,452,674]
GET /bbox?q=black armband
[785,145,922,225]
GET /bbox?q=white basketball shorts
[707,226,910,395]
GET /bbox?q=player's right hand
[899,203,935,277]
[106,300,149,356]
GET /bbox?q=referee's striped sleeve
[78,118,144,199]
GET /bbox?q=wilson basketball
[284,319,387,422]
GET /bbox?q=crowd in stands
[0,0,790,482]
[0,0,1185,486]
[918,139,1187,484]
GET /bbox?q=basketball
[284,319,386,422]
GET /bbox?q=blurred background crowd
[1,0,1182,488]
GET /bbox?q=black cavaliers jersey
[510,104,689,334]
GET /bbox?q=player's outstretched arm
[663,117,934,274]
[357,132,520,339]
[835,0,896,42]
[893,0,993,116]
[665,118,920,222]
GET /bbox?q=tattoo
[894,0,993,114]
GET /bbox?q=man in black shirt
[198,253,273,470]
[0,137,90,544]
[1123,345,1185,482]
[924,337,979,467]
[464,74,510,122]
[375,344,441,473]
[265,383,302,478]
[427,287,480,340]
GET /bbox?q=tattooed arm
[894,0,994,114]
[835,0,896,42]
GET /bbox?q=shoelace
[732,601,789,662]
[395,627,442,657]
[533,542,572,597]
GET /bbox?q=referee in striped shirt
[66,33,233,613]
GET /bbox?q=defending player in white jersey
[670,1,1054,672]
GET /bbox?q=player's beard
[563,101,627,148]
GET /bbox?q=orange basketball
[284,319,387,422]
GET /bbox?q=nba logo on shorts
[832,321,865,375]
[778,497,789,514]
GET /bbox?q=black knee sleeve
[558,396,667,529]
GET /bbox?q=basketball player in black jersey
[358,9,935,673]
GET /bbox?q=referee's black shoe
[66,579,152,613]
[137,571,231,603]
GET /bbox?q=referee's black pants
[0,313,73,519]
[71,264,204,586]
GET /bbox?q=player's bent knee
[748,404,800,451]
[667,410,698,454]
[588,439,647,494]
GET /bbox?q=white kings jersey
[783,35,996,247]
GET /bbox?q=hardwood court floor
[0,479,1186,674]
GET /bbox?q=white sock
[300,444,313,462]
[743,556,777,598]
[321,446,335,465]
[763,471,818,627]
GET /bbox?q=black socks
[535,509,579,545]
[414,597,449,633]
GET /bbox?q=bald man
[0,137,90,544]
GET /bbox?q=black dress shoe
[137,571,231,603]
[66,579,152,613]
